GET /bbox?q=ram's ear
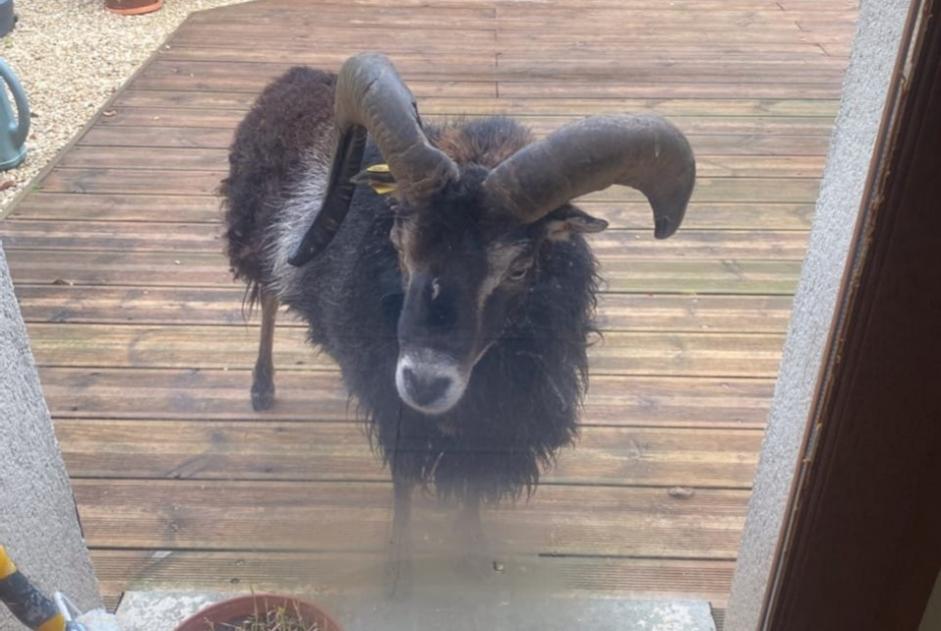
[541,206,609,241]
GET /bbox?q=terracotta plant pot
[174,594,343,631]
[104,0,163,16]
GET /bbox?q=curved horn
[289,53,458,266]
[482,115,695,239]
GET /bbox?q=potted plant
[174,594,343,631]
[104,0,163,16]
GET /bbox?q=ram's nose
[395,350,467,415]
[401,367,452,407]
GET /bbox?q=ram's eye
[507,259,532,281]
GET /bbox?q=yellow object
[364,163,397,195]
[36,613,66,631]
[0,545,16,580]
[1,546,67,631]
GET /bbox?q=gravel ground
[0,0,251,216]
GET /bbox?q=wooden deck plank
[15,285,794,332]
[254,0,851,9]
[39,367,773,429]
[20,177,822,210]
[26,323,785,378]
[0,0,858,608]
[29,167,819,205]
[114,91,842,117]
[134,74,498,98]
[140,57,847,86]
[30,170,824,203]
[72,479,748,558]
[165,30,832,54]
[75,125,833,154]
[92,108,839,136]
[58,420,761,488]
[57,146,828,180]
[4,249,802,294]
[158,44,844,65]
[496,81,842,100]
[11,191,818,230]
[0,221,811,260]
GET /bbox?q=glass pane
[0,0,860,629]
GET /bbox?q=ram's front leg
[454,487,493,579]
[385,473,414,598]
[250,288,278,411]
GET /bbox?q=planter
[104,0,163,16]
[174,594,343,631]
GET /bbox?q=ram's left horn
[289,53,458,266]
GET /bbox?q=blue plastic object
[0,0,14,38]
[0,58,28,170]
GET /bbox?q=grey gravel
[0,0,250,216]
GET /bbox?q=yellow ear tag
[351,163,397,195]
[365,163,396,196]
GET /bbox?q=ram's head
[290,53,696,415]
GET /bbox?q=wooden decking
[0,0,858,618]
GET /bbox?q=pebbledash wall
[0,243,101,627]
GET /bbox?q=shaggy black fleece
[221,67,600,504]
